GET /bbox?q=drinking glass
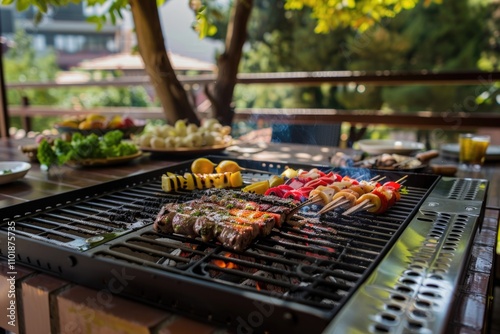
[458,134,490,171]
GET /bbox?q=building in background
[1,2,220,68]
[1,3,122,69]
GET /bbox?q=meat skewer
[341,181,403,216]
[286,175,385,217]
[316,180,380,214]
[315,174,405,215]
[154,202,267,251]
[301,175,384,206]
[164,200,276,236]
[200,193,292,227]
[154,189,300,251]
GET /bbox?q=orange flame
[213,253,238,269]
[213,259,226,268]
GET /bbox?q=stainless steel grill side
[324,177,488,334]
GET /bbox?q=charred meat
[153,190,299,251]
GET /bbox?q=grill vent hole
[396,285,414,294]
[409,264,425,270]
[373,324,390,333]
[401,278,417,285]
[429,274,443,280]
[415,300,431,309]
[386,304,402,312]
[412,309,428,318]
[381,313,397,322]
[390,294,407,302]
[408,320,424,330]
[420,291,441,299]
[404,271,421,277]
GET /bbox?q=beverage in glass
[470,135,490,170]
[458,133,474,170]
[459,133,490,170]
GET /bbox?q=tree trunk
[209,0,253,126]
[129,0,200,125]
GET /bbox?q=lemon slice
[191,158,217,174]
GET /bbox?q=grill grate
[0,157,443,333]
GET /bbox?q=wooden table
[0,137,498,333]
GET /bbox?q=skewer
[317,196,346,214]
[395,175,408,184]
[342,199,373,216]
[321,175,407,216]
[316,178,381,214]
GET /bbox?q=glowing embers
[212,252,238,269]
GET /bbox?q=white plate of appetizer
[358,139,425,155]
[0,161,31,185]
[139,144,230,156]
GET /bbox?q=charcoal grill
[0,156,489,333]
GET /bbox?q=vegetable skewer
[341,181,403,216]
[315,179,381,214]
[288,176,385,216]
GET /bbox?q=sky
[160,1,222,63]
[121,1,222,64]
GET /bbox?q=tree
[2,0,440,126]
[336,0,498,113]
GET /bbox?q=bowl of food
[54,114,144,138]
[0,161,31,185]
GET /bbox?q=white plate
[0,161,31,185]
[358,140,425,155]
[139,144,230,156]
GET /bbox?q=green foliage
[85,0,127,30]
[190,1,226,39]
[284,0,442,33]
[3,31,59,106]
[340,0,498,112]
[37,139,59,167]
[0,0,129,29]
[237,2,351,110]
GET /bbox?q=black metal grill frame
[0,157,441,333]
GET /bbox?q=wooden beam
[233,108,500,130]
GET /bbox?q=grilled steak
[153,209,257,251]
[153,190,301,251]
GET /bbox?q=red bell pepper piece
[372,189,389,214]
[277,184,295,191]
[297,186,314,197]
[304,178,329,189]
[286,178,307,189]
[318,176,335,184]
[264,187,285,197]
[383,181,401,190]
[325,172,343,182]
[283,190,306,201]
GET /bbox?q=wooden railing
[3,70,500,139]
